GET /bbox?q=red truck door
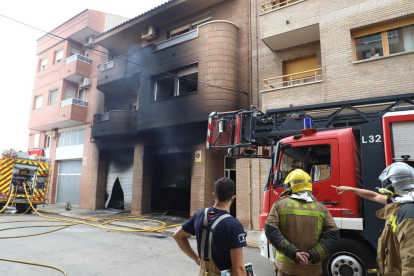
[270,139,342,218]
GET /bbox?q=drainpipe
[257,157,261,230]
[248,160,252,229]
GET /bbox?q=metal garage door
[56,160,82,205]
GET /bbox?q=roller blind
[170,24,191,36]
[177,64,198,77]
[283,56,317,80]
[352,17,414,38]
[56,49,64,63]
[40,58,47,70]
[35,95,42,109]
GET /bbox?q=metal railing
[261,0,302,12]
[65,54,92,65]
[60,98,88,107]
[263,68,322,90]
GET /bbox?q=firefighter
[332,162,414,276]
[266,169,339,276]
[173,177,247,276]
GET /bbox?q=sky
[0,0,167,152]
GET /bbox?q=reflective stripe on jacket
[376,202,414,276]
[265,198,339,276]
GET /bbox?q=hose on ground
[0,183,183,275]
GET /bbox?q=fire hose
[0,183,183,275]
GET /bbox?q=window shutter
[177,64,198,77]
[35,95,43,109]
[352,18,414,38]
[283,56,317,80]
[40,58,48,70]
[70,47,80,56]
[50,89,58,104]
[170,24,191,36]
[56,49,64,62]
[65,87,76,99]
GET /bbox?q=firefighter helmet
[284,169,313,194]
[378,162,414,194]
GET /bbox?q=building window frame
[153,64,198,101]
[352,18,414,61]
[39,57,48,71]
[34,95,43,109]
[34,133,40,148]
[55,49,64,63]
[57,129,85,147]
[70,46,81,57]
[45,135,51,149]
[49,88,59,105]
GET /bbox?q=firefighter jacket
[265,197,339,276]
[376,202,414,276]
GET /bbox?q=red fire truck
[206,93,414,276]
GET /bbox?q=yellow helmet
[284,169,312,194]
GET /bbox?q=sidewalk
[36,204,260,248]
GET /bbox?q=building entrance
[151,152,191,215]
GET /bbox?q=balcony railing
[261,0,302,13]
[60,98,88,107]
[263,68,322,90]
[65,54,92,65]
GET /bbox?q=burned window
[155,78,175,100]
[154,64,198,101]
[178,72,198,95]
[279,144,331,187]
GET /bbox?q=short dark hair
[214,177,235,202]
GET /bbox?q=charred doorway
[151,152,191,215]
[105,148,134,210]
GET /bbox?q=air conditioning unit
[84,36,95,48]
[141,25,157,41]
[80,78,92,89]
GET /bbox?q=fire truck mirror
[272,170,282,189]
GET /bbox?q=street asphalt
[0,210,275,275]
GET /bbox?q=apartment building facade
[234,0,414,230]
[28,10,128,207]
[91,0,252,217]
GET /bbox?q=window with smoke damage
[153,64,198,101]
[169,17,211,38]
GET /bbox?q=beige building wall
[242,0,414,230]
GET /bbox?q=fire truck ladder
[210,93,414,158]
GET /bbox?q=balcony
[63,54,92,83]
[262,24,319,51]
[92,110,138,139]
[29,99,88,131]
[263,68,322,90]
[261,0,304,13]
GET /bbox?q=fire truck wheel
[15,203,26,213]
[323,238,376,276]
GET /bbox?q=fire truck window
[279,144,331,186]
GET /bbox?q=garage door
[56,160,82,205]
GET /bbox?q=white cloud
[0,1,168,151]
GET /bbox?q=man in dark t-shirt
[173,177,247,276]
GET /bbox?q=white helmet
[378,162,414,194]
